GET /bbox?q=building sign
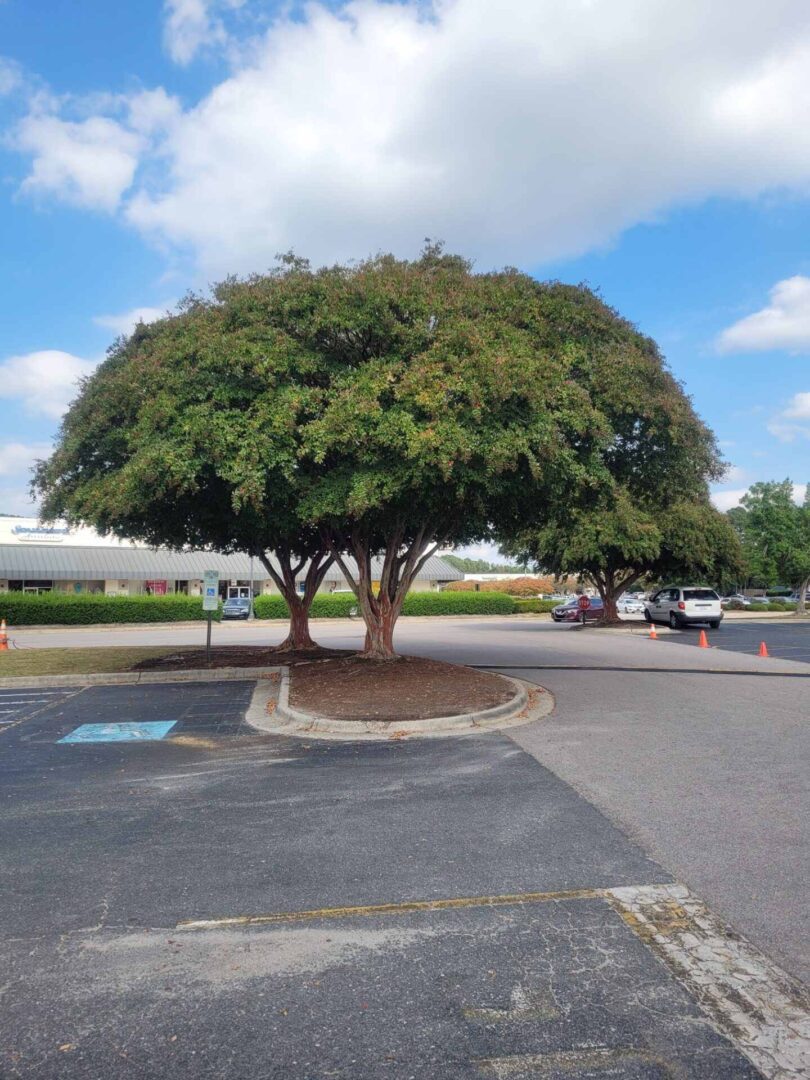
[145,580,168,596]
[11,525,71,543]
[202,570,220,611]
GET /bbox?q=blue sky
[1,0,809,524]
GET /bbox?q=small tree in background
[739,481,810,615]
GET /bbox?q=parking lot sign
[203,570,220,612]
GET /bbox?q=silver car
[645,586,723,629]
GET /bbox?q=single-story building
[0,517,462,597]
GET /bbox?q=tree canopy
[497,284,742,617]
[737,481,810,614]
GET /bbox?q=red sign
[145,580,168,596]
[577,595,591,611]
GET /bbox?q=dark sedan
[222,597,252,620]
[551,596,604,624]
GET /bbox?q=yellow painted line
[176,885,662,931]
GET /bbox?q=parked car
[222,596,252,620]
[617,595,645,614]
[720,594,752,608]
[645,586,723,629]
[551,596,604,623]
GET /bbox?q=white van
[645,586,723,630]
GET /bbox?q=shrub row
[253,591,517,618]
[0,592,221,626]
[253,593,357,619]
[512,598,558,613]
[746,601,796,612]
[445,576,556,597]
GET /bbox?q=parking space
[0,687,79,728]
[662,618,810,663]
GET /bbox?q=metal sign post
[202,570,219,664]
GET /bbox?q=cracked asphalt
[1,620,808,1078]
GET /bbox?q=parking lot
[661,618,810,663]
[1,622,808,1078]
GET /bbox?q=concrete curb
[247,670,553,741]
[0,666,283,690]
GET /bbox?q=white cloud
[163,0,243,65]
[710,488,749,512]
[717,276,810,354]
[768,390,810,441]
[16,113,143,211]
[0,441,53,477]
[0,442,53,516]
[0,57,22,96]
[784,392,810,419]
[93,303,173,337]
[12,0,810,273]
[0,351,98,419]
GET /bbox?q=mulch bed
[289,655,516,722]
[133,645,352,671]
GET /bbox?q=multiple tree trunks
[258,547,335,652]
[328,524,442,660]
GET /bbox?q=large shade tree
[293,251,612,657]
[498,285,743,619]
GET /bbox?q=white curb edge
[247,671,553,740]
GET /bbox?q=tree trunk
[592,571,638,625]
[273,595,318,651]
[797,576,810,617]
[258,547,334,652]
[327,523,439,661]
[359,601,398,660]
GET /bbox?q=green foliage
[253,590,516,617]
[496,283,740,611]
[738,481,810,609]
[0,593,220,626]
[253,593,358,619]
[401,591,515,615]
[513,598,558,613]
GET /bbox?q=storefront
[0,517,462,596]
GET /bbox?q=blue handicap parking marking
[58,721,177,744]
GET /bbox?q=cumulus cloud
[717,276,810,354]
[0,442,53,516]
[13,0,810,273]
[0,351,98,419]
[767,390,810,441]
[93,303,173,337]
[163,0,243,65]
[16,113,143,211]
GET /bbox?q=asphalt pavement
[1,683,766,1079]
[1,618,808,1077]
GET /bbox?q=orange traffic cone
[698,630,709,649]
[0,619,7,651]
[649,623,657,640]
[758,641,769,658]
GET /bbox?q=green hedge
[513,598,557,613]
[253,590,517,618]
[253,593,358,619]
[402,591,515,615]
[747,601,795,612]
[0,592,221,626]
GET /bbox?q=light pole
[249,553,255,619]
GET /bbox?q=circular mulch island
[290,655,516,722]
